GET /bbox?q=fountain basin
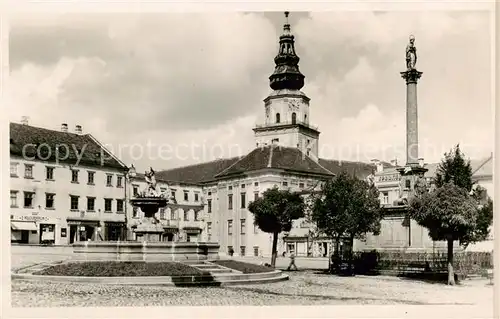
[130,197,168,216]
[72,241,220,261]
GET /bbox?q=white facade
[254,90,320,159]
[10,154,127,245]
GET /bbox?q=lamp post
[123,164,137,241]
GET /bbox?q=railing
[254,121,319,131]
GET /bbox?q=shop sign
[13,215,49,222]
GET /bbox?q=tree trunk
[447,236,455,285]
[333,236,341,274]
[347,236,355,276]
[270,231,279,268]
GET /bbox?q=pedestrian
[287,251,298,271]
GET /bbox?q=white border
[2,1,497,319]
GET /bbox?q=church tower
[253,12,320,159]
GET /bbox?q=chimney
[61,123,68,132]
[418,157,424,167]
[75,125,82,134]
[21,116,29,125]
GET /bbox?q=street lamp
[123,164,137,240]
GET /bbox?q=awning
[11,221,38,231]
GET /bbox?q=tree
[410,145,493,285]
[248,187,305,267]
[310,172,382,275]
[435,144,474,191]
[408,183,490,285]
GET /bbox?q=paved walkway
[9,245,494,309]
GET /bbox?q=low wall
[72,241,220,261]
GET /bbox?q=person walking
[287,251,298,271]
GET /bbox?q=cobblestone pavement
[11,271,493,307]
[10,246,494,307]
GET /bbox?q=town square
[6,7,495,315]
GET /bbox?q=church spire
[269,12,305,91]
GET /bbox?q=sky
[8,11,493,171]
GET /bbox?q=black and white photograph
[4,2,496,317]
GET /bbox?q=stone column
[400,69,423,166]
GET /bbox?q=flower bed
[212,260,273,273]
[33,261,206,277]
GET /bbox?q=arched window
[291,112,297,124]
[276,113,281,123]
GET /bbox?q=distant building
[10,121,128,245]
[139,14,376,257]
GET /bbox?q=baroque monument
[396,34,428,205]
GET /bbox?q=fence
[352,250,493,279]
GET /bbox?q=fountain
[129,167,169,242]
[72,167,220,261]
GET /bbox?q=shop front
[11,215,59,245]
[104,221,125,241]
[182,227,202,242]
[161,226,179,242]
[67,219,101,244]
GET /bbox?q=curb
[12,270,288,286]
[11,262,288,286]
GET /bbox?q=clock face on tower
[288,99,300,111]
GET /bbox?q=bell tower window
[292,112,297,124]
[276,113,281,123]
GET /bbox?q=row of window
[227,245,260,257]
[10,162,124,187]
[271,112,306,125]
[223,219,258,235]
[10,190,124,212]
[131,207,201,221]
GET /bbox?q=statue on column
[144,167,160,197]
[406,35,417,70]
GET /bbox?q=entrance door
[21,230,29,243]
[69,226,77,244]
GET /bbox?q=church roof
[9,122,126,170]
[215,145,334,179]
[152,146,379,185]
[318,158,375,180]
[154,156,243,185]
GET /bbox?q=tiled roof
[318,158,375,179]
[215,145,333,178]
[9,122,126,170]
[154,157,243,185]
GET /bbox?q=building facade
[140,14,375,257]
[10,122,128,245]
